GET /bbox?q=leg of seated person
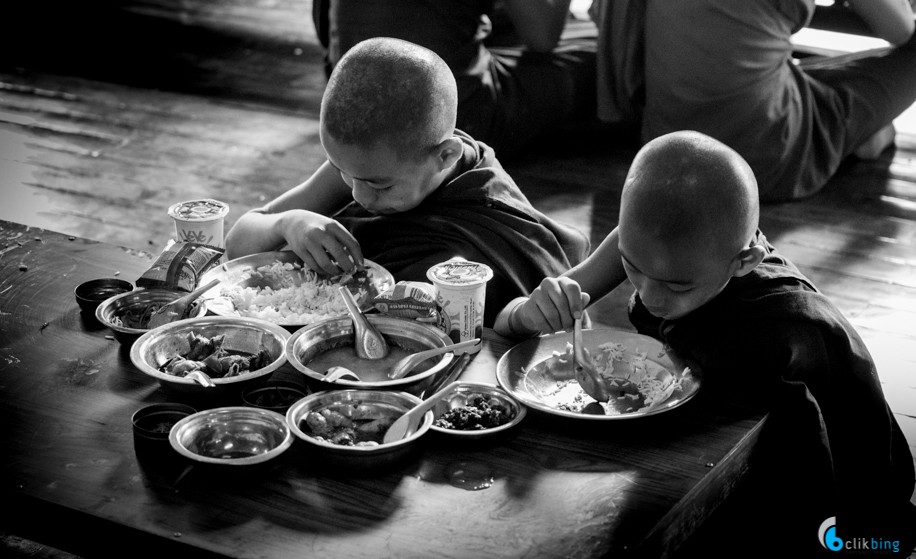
[475,37,598,158]
[800,34,916,163]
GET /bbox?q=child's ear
[731,244,766,278]
[434,136,463,170]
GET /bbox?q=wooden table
[0,220,767,559]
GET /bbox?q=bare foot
[854,124,896,160]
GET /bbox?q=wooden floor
[1,0,915,552]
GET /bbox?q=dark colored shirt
[334,130,590,326]
[629,231,916,553]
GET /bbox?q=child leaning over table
[225,37,588,326]
[494,131,916,557]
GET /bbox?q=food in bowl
[433,392,514,431]
[527,342,683,415]
[158,331,271,378]
[299,399,401,447]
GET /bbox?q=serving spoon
[185,369,216,388]
[382,381,461,444]
[323,338,480,383]
[387,338,480,379]
[148,278,221,328]
[337,286,389,359]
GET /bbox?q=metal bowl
[286,389,432,471]
[428,382,526,441]
[286,315,454,396]
[169,406,292,467]
[74,278,134,314]
[198,250,395,329]
[130,316,291,398]
[497,328,700,421]
[95,288,206,344]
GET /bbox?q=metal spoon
[387,338,480,379]
[337,286,389,359]
[185,369,216,388]
[148,278,221,328]
[572,317,612,402]
[323,366,361,383]
[382,381,461,444]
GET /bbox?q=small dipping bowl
[429,382,526,442]
[240,380,310,414]
[169,406,292,468]
[286,389,433,472]
[132,402,197,462]
[96,288,206,344]
[75,278,134,314]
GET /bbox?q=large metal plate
[199,251,395,328]
[496,328,700,420]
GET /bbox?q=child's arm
[224,161,363,274]
[494,227,629,338]
[847,0,914,46]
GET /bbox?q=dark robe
[334,131,590,326]
[629,231,916,557]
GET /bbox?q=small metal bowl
[132,402,197,462]
[286,389,432,472]
[429,382,526,441]
[130,316,291,399]
[286,315,453,396]
[169,406,292,467]
[95,288,206,344]
[240,380,310,414]
[75,278,134,314]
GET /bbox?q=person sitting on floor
[311,0,600,159]
[225,37,589,326]
[494,130,916,557]
[592,0,916,201]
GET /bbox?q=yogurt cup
[167,198,229,248]
[426,258,493,351]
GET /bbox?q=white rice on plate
[216,260,358,324]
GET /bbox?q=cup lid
[168,199,229,221]
[426,258,493,286]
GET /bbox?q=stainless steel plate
[198,250,395,327]
[496,328,700,420]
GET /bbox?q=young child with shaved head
[226,37,588,326]
[495,130,915,556]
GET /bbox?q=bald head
[321,38,458,161]
[621,131,759,257]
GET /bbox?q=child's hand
[278,210,364,275]
[514,277,590,334]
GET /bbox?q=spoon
[572,317,613,403]
[337,286,389,360]
[387,338,480,379]
[323,339,480,383]
[185,369,216,388]
[148,278,221,328]
[324,366,361,383]
[382,381,461,444]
